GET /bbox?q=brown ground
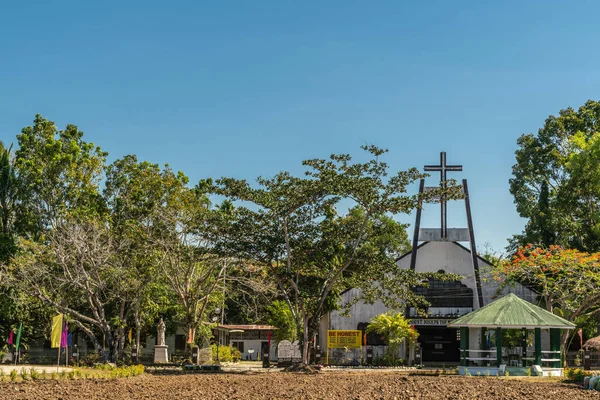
[0,372,595,400]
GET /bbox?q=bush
[109,364,145,379]
[81,352,102,366]
[564,367,594,382]
[211,345,241,363]
[10,369,17,381]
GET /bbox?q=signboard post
[326,330,362,365]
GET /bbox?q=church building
[319,152,535,364]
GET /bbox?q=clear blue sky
[2,1,600,253]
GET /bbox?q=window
[232,341,244,353]
[413,278,473,308]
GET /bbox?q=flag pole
[57,344,61,372]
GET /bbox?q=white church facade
[318,152,536,364]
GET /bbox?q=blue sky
[1,1,600,253]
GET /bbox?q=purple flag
[60,321,69,348]
[7,331,13,345]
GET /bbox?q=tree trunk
[302,316,310,365]
[134,308,141,363]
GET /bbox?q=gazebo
[448,293,575,376]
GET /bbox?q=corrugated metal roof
[447,293,576,329]
[216,324,277,331]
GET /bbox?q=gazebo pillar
[550,328,561,368]
[495,328,502,367]
[460,327,469,366]
[534,328,542,365]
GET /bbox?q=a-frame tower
[408,151,484,309]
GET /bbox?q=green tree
[509,100,600,252]
[104,155,175,358]
[266,300,297,342]
[213,146,460,364]
[0,141,16,260]
[14,114,107,239]
[366,312,418,365]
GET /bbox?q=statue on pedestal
[154,318,169,363]
[157,318,166,346]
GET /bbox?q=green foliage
[211,344,241,363]
[19,367,28,381]
[267,300,297,342]
[14,114,107,236]
[10,369,17,381]
[29,368,40,381]
[509,100,600,252]
[366,312,418,365]
[564,367,594,382]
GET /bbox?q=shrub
[564,367,594,382]
[81,352,102,366]
[211,344,240,363]
[20,368,29,381]
[30,368,40,381]
[10,369,17,382]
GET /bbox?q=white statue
[157,318,166,346]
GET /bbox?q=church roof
[447,293,575,329]
[395,241,493,267]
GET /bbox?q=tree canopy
[509,100,600,252]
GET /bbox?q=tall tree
[149,172,227,346]
[104,155,174,356]
[14,114,107,239]
[0,141,17,261]
[509,100,600,252]
[213,146,460,364]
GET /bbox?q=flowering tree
[503,245,600,361]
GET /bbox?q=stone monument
[154,318,169,363]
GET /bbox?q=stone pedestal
[154,345,169,363]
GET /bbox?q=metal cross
[424,152,462,240]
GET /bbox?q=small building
[213,324,277,361]
[449,293,575,376]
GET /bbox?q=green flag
[15,323,22,352]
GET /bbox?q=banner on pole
[51,314,63,348]
[15,323,22,351]
[327,330,362,349]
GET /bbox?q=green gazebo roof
[447,293,576,329]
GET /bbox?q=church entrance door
[417,327,460,363]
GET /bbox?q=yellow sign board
[327,330,362,349]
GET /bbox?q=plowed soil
[0,373,594,399]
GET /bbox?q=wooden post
[460,327,469,366]
[534,328,541,366]
[550,328,561,368]
[495,328,502,367]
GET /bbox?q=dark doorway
[417,327,460,363]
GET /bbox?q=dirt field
[0,372,595,399]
